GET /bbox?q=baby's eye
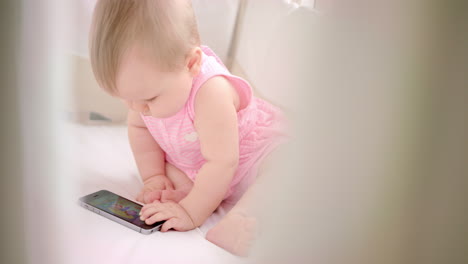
[146,96,157,102]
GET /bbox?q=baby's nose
[141,106,151,116]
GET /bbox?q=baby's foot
[205,211,257,257]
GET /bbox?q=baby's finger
[140,203,164,220]
[141,200,161,214]
[145,212,171,225]
[160,218,178,232]
[136,190,144,203]
[143,190,162,204]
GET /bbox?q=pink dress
[141,46,288,201]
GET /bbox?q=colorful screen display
[87,191,163,229]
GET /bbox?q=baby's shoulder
[195,76,240,111]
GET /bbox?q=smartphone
[79,190,164,234]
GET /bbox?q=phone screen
[83,190,163,230]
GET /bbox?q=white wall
[192,0,239,62]
[234,1,314,109]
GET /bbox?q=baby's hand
[140,201,195,232]
[136,175,174,204]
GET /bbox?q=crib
[65,1,314,263]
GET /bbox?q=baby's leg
[146,162,194,203]
[161,162,194,202]
[206,148,281,257]
[205,180,260,257]
[165,162,193,190]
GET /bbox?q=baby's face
[115,45,194,118]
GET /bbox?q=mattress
[63,123,246,263]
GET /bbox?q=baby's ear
[186,47,202,76]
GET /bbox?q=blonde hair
[89,0,200,93]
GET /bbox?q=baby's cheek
[122,100,131,109]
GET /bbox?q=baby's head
[90,0,202,118]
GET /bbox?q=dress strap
[186,46,253,121]
[201,45,228,70]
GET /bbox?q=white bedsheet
[64,123,245,263]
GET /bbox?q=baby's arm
[128,109,174,203]
[179,77,240,226]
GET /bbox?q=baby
[89,0,287,256]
